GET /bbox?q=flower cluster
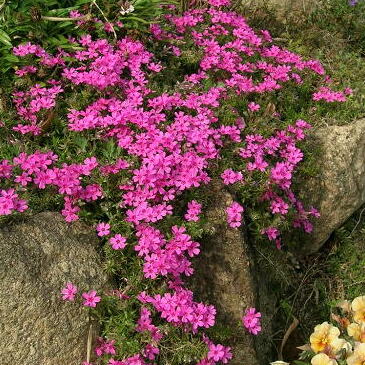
[61,282,101,308]
[221,169,243,185]
[297,296,365,365]
[12,83,63,135]
[0,151,102,222]
[0,188,28,216]
[139,288,216,332]
[312,87,348,103]
[196,335,233,365]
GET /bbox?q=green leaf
[0,29,12,47]
[3,54,19,63]
[124,16,150,24]
[55,21,74,29]
[75,0,92,5]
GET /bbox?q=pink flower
[344,87,353,95]
[207,343,232,363]
[109,234,127,250]
[82,290,101,308]
[96,222,111,237]
[226,201,244,228]
[261,227,279,241]
[104,339,116,355]
[260,29,272,42]
[208,0,231,6]
[248,102,260,112]
[108,360,123,365]
[0,189,28,215]
[0,160,13,178]
[184,200,202,222]
[171,46,181,56]
[104,22,114,33]
[275,238,282,250]
[61,282,78,301]
[312,87,347,102]
[14,173,32,186]
[221,169,243,185]
[95,337,116,357]
[242,307,262,335]
[309,207,320,218]
[143,344,160,360]
[270,198,289,215]
[15,65,37,77]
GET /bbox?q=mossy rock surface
[0,212,109,365]
[292,118,365,254]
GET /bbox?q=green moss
[327,207,365,300]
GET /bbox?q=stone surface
[242,0,317,15]
[191,181,260,365]
[297,118,365,254]
[0,212,109,365]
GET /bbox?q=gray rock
[297,119,365,254]
[0,212,109,365]
[191,180,260,365]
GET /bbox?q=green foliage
[121,0,178,28]
[308,0,365,55]
[327,206,365,300]
[293,361,310,365]
[206,324,235,343]
[0,0,176,83]
[0,0,86,75]
[158,330,208,364]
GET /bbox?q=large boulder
[191,181,261,365]
[0,212,109,365]
[297,118,365,254]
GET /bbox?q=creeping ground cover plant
[0,0,353,363]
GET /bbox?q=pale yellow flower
[311,353,337,365]
[330,337,352,356]
[310,322,341,353]
[346,343,365,365]
[348,322,365,343]
[352,296,365,324]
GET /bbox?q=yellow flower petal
[352,297,365,323]
[352,297,365,312]
[330,338,351,354]
[348,323,361,341]
[347,343,365,365]
[311,353,337,365]
[310,322,340,353]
